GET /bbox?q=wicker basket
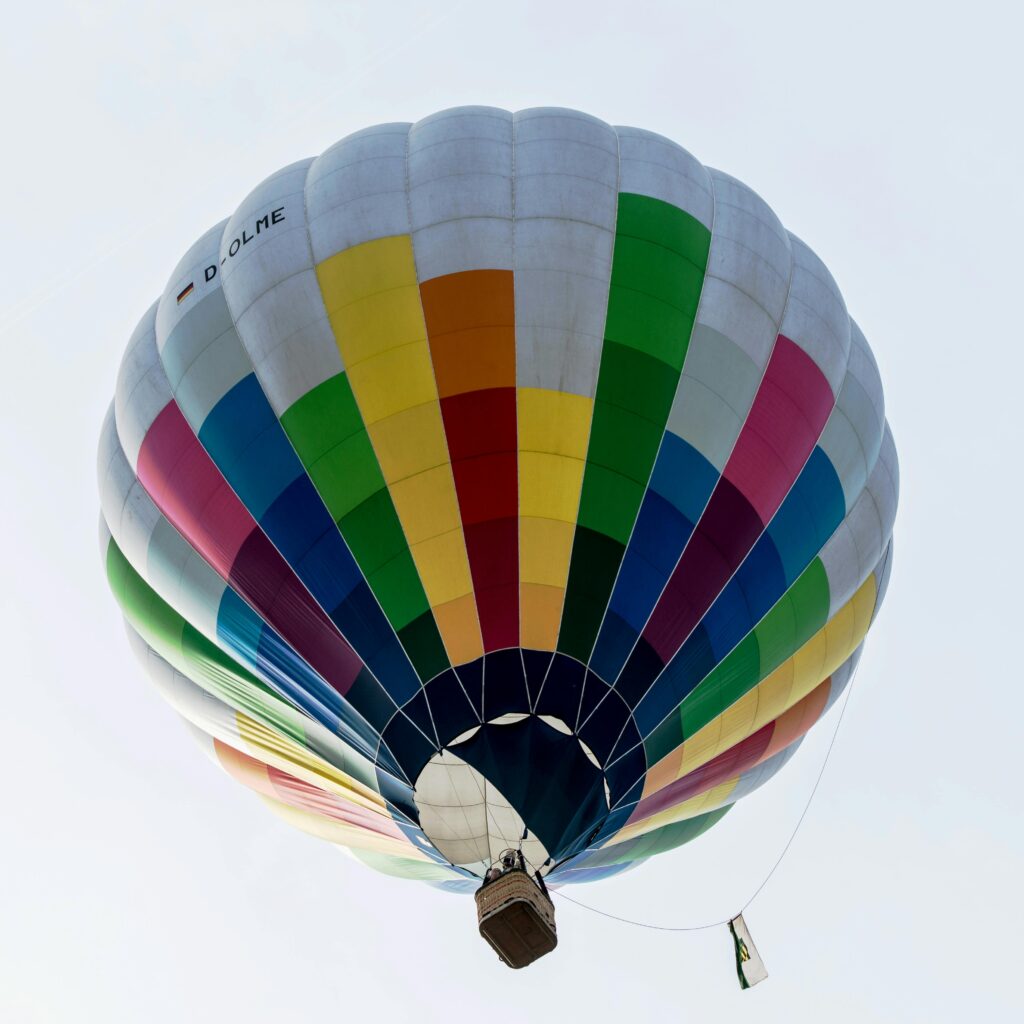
[475,870,557,969]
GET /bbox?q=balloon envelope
[99,107,898,893]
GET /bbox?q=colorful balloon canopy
[98,106,898,893]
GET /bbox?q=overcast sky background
[2,1,1021,1019]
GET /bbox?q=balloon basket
[475,870,558,969]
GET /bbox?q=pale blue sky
[2,2,1021,1020]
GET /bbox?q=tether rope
[550,665,860,932]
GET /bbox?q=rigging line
[550,661,860,932]
[738,658,859,914]
[553,889,728,932]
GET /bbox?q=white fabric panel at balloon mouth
[412,715,610,872]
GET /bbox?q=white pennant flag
[728,914,768,989]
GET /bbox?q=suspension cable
[550,667,859,931]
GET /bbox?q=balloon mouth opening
[412,713,612,873]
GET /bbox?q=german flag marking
[176,282,195,304]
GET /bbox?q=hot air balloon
[98,106,897,969]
